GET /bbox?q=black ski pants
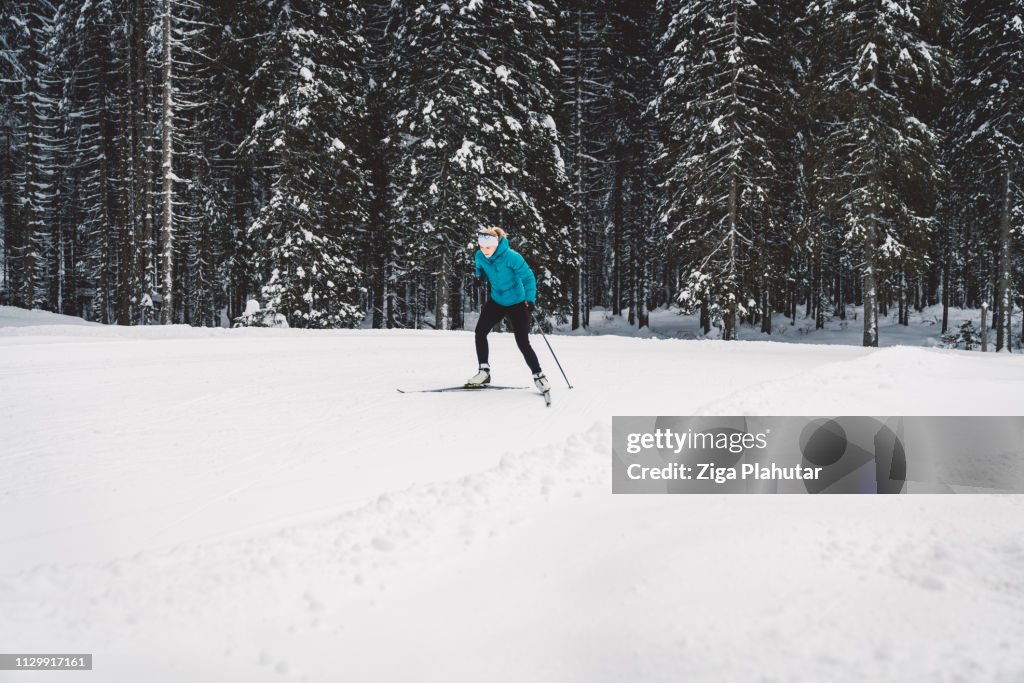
[475,298,542,374]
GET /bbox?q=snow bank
[1,308,1022,682]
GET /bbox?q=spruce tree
[953,1,1024,351]
[384,0,574,329]
[0,0,30,305]
[239,0,370,328]
[20,0,58,311]
[804,0,950,347]
[652,0,790,339]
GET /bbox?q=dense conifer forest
[1,1,1021,347]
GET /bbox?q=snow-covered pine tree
[129,0,156,325]
[20,0,59,311]
[610,0,659,331]
[652,0,790,340]
[0,0,30,306]
[46,0,145,323]
[46,0,83,318]
[505,0,576,324]
[804,0,950,347]
[170,0,232,327]
[895,0,956,328]
[556,0,617,330]
[774,4,823,333]
[157,0,174,324]
[362,0,398,329]
[200,1,268,325]
[384,0,573,330]
[597,0,660,330]
[563,0,657,329]
[953,1,1024,351]
[239,0,370,329]
[182,134,227,327]
[928,2,962,335]
[107,0,146,326]
[155,0,212,325]
[554,0,659,331]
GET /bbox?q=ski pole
[532,310,573,389]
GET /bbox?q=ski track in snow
[2,307,1024,682]
[693,343,1022,416]
[4,421,1024,682]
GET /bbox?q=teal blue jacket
[474,236,537,306]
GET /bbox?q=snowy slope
[1,306,1023,683]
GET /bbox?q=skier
[467,227,551,396]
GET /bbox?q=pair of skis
[397,382,552,407]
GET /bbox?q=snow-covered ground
[2,305,1023,683]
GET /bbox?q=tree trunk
[1,129,18,304]
[611,144,624,317]
[571,6,584,331]
[451,273,463,330]
[981,302,988,352]
[636,257,649,329]
[814,247,824,329]
[117,85,134,326]
[159,0,174,325]
[862,225,878,347]
[761,284,771,334]
[836,252,846,320]
[135,0,153,314]
[724,171,737,340]
[898,271,908,326]
[385,257,397,329]
[941,234,950,333]
[435,248,450,330]
[996,163,1013,352]
[368,92,389,329]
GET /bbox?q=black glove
[475,275,484,287]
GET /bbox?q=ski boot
[465,363,491,388]
[532,371,551,393]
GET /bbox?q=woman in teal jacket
[467,228,550,394]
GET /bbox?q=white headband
[478,233,499,247]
